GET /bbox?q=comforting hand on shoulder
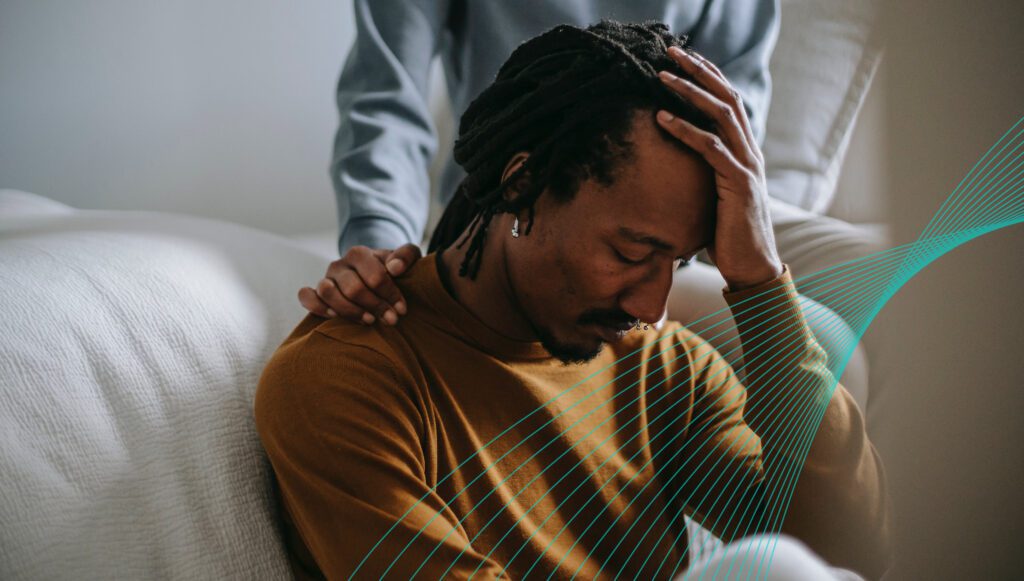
[297,243,422,324]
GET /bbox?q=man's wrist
[723,261,785,292]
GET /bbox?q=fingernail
[395,301,407,315]
[669,46,684,56]
[658,110,675,122]
[386,259,403,275]
[383,310,398,326]
[326,308,337,317]
[362,312,375,325]
[658,70,676,82]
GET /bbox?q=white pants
[678,534,864,581]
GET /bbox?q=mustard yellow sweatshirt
[255,253,891,580]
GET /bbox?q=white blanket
[0,190,326,579]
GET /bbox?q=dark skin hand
[297,243,421,325]
[299,45,781,324]
[656,45,783,289]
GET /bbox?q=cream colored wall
[0,0,353,237]
[874,1,1024,578]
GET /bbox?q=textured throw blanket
[0,190,325,579]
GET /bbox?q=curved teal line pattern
[348,116,1024,580]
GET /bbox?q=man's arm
[254,333,506,579]
[723,267,892,579]
[673,268,891,579]
[333,0,449,255]
[652,31,889,579]
[682,0,780,146]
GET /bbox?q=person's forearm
[332,0,445,255]
[724,266,892,578]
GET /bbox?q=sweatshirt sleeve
[332,0,449,255]
[254,333,508,579]
[721,265,893,579]
[681,0,780,146]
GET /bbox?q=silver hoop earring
[511,217,520,238]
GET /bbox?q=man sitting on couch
[255,21,891,580]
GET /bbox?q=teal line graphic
[349,117,1024,580]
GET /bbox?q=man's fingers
[655,110,749,183]
[332,270,400,325]
[657,70,754,166]
[678,45,727,83]
[386,243,423,277]
[300,285,373,323]
[314,278,376,324]
[345,247,408,320]
[667,46,760,162]
[298,286,333,317]
[323,245,407,324]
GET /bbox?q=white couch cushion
[0,190,325,579]
[763,0,884,214]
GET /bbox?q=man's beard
[534,322,604,365]
[521,304,635,366]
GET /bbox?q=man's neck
[436,234,537,342]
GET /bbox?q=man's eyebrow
[617,226,675,251]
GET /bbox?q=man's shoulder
[267,313,404,371]
[256,313,419,413]
[255,314,425,439]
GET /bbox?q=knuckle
[349,284,375,304]
[719,103,733,119]
[336,273,359,298]
[316,279,334,296]
[728,88,743,103]
[363,271,385,288]
[318,286,337,302]
[704,135,723,150]
[349,245,371,258]
[743,170,760,192]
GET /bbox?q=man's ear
[500,152,531,203]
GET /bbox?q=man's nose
[618,261,674,325]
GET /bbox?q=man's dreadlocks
[427,19,717,279]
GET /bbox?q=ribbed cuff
[721,264,819,361]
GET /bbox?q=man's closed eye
[613,248,648,265]
[614,247,691,270]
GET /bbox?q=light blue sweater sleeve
[684,0,780,146]
[331,0,447,255]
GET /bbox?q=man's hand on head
[297,243,422,324]
[655,46,784,291]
